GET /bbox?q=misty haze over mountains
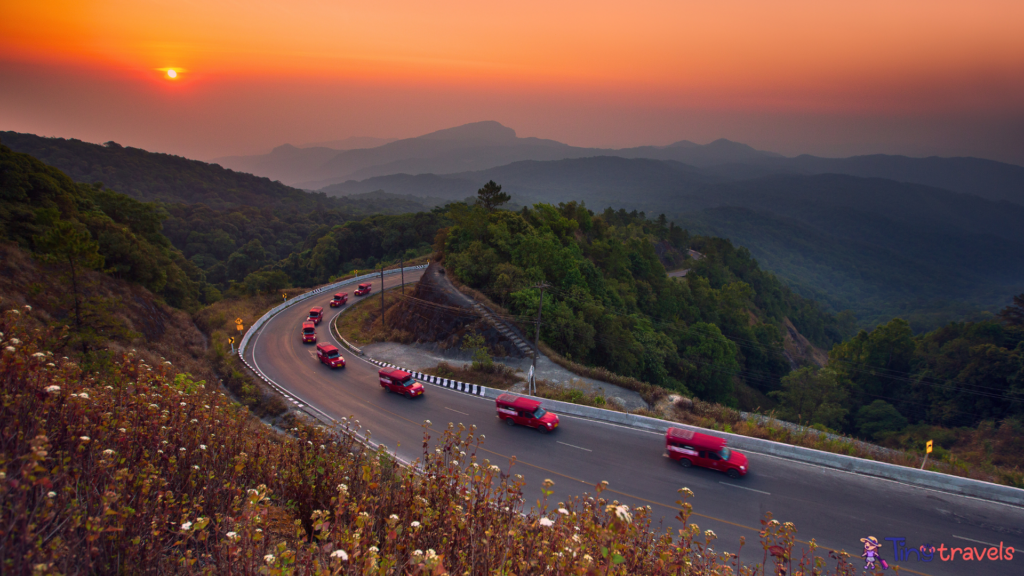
[214,120,1024,206]
[8,121,1024,330]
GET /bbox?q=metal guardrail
[238,265,427,359]
[237,262,1024,507]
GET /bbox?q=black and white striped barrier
[370,359,489,397]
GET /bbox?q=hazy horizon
[2,1,1022,165]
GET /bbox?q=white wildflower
[558,508,569,515]
[44,385,60,393]
[23,305,31,311]
[330,550,348,560]
[32,352,45,358]
[425,549,437,560]
[199,445,207,450]
[118,428,126,433]
[193,465,199,470]
[47,491,56,498]
[539,517,554,527]
[45,363,55,368]
[181,521,193,530]
[263,554,275,565]
[226,531,238,541]
[103,449,114,456]
[705,529,717,539]
[79,436,90,442]
[410,521,420,528]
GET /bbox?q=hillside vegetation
[0,133,433,296]
[324,153,1024,330]
[440,198,849,405]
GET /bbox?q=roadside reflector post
[229,336,235,355]
[380,264,385,329]
[921,439,933,469]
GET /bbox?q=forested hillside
[0,132,435,294]
[439,196,850,405]
[0,143,205,310]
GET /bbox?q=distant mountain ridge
[212,120,1024,206]
[212,121,781,189]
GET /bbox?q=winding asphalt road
[245,271,1024,576]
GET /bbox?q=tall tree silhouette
[999,293,1024,327]
[476,180,510,211]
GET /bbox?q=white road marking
[719,481,770,495]
[445,407,469,416]
[952,535,1003,548]
[557,441,592,452]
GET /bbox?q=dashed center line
[952,535,1003,548]
[445,407,469,416]
[557,441,592,452]
[719,482,770,495]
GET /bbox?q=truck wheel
[678,458,692,468]
[504,418,515,427]
[537,426,550,434]
[405,391,414,398]
[726,468,740,479]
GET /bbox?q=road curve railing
[238,263,1024,508]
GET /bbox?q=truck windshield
[303,328,314,334]
[718,448,731,461]
[327,351,339,358]
[532,408,547,419]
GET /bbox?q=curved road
[246,271,1023,576]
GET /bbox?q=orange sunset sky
[1,0,1022,163]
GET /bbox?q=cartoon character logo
[861,536,889,570]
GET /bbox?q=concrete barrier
[241,265,1024,508]
[368,360,1024,508]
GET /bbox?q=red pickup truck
[665,427,748,478]
[378,368,424,398]
[354,283,372,296]
[301,321,316,344]
[307,306,324,325]
[329,292,348,307]
[496,394,559,433]
[316,343,346,368]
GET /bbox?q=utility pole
[401,259,405,294]
[380,263,385,329]
[530,283,550,395]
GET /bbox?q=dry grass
[193,291,317,419]
[421,361,525,390]
[334,285,419,346]
[4,311,876,576]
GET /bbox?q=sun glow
[166,69,176,78]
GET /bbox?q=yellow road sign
[235,317,243,325]
[236,324,244,331]
[926,440,933,454]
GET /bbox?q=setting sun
[166,69,176,78]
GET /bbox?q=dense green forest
[440,194,851,404]
[0,143,205,309]
[0,132,436,293]
[773,306,1024,437]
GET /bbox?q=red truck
[354,283,372,296]
[307,306,324,325]
[316,343,346,368]
[301,321,316,343]
[496,394,559,433]
[378,368,424,398]
[665,427,748,478]
[329,292,348,307]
